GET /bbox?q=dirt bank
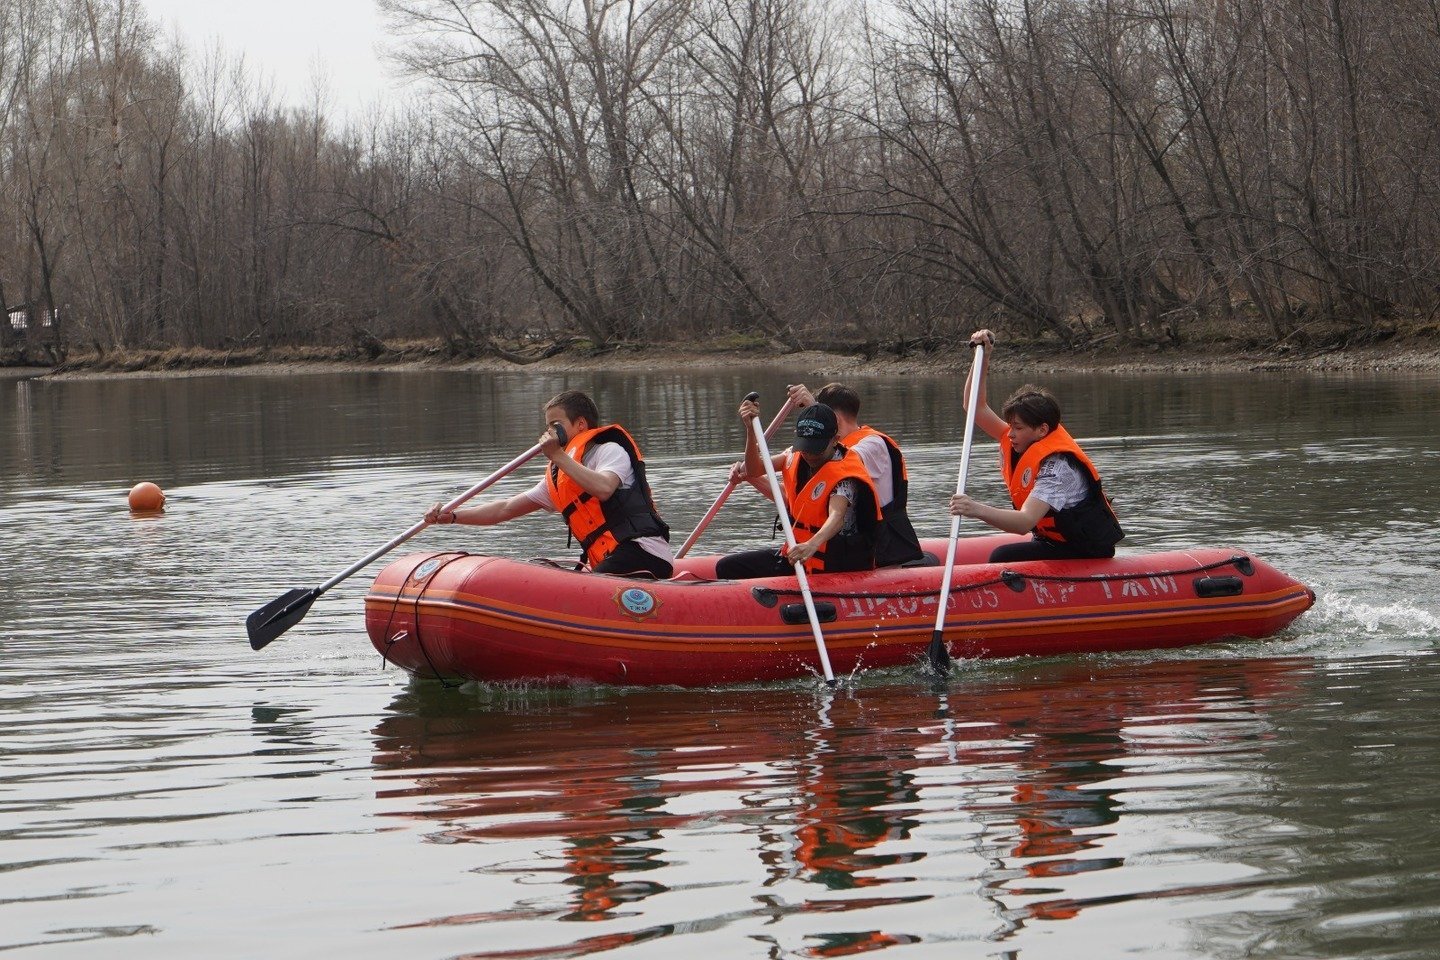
[22,326,1440,381]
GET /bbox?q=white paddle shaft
[931,344,987,640]
[750,411,836,684]
[677,397,800,558]
[318,442,544,592]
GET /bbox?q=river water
[2,365,1438,959]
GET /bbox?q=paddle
[246,440,548,650]
[676,395,801,558]
[746,391,837,686]
[927,342,987,674]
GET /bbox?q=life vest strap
[560,490,594,521]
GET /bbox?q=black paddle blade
[926,629,951,675]
[247,587,321,650]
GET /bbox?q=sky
[139,0,409,119]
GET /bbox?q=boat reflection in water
[370,655,1313,955]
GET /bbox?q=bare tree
[3,0,1439,361]
[382,0,695,345]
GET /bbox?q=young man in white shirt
[949,330,1124,563]
[426,391,673,578]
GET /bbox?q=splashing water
[1316,592,1440,637]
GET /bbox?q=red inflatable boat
[362,534,1314,686]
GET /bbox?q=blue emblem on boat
[413,558,441,581]
[616,587,658,620]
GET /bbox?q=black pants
[715,547,794,581]
[715,545,877,580]
[594,540,673,579]
[988,536,1115,564]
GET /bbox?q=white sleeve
[1031,455,1088,511]
[583,442,636,488]
[852,434,894,506]
[525,442,634,511]
[852,435,888,478]
[524,474,556,512]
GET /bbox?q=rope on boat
[377,551,473,687]
[751,554,1254,604]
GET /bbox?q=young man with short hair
[426,390,673,578]
[716,400,882,580]
[786,381,925,567]
[950,331,1125,563]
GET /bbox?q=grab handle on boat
[781,601,837,625]
[1194,575,1245,598]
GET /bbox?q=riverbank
[18,325,1440,380]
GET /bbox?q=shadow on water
[368,655,1323,957]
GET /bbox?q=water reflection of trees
[370,656,1312,954]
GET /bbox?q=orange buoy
[128,481,166,512]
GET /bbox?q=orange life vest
[780,446,882,573]
[999,424,1112,544]
[545,424,669,567]
[841,426,923,567]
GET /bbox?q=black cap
[793,404,838,453]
